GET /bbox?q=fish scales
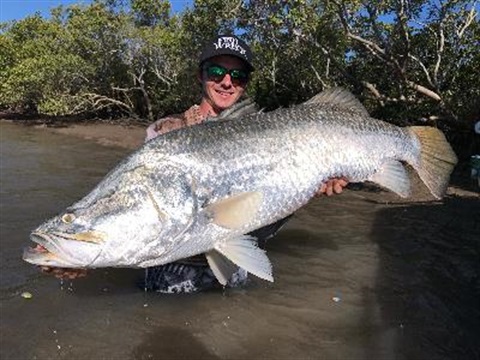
[139,104,413,226]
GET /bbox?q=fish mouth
[23,231,96,268]
[22,244,72,267]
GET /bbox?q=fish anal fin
[369,160,411,198]
[206,191,263,229]
[206,250,239,286]
[215,235,273,283]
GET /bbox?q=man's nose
[220,74,233,87]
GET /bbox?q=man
[42,35,347,289]
[142,35,347,293]
[146,35,254,139]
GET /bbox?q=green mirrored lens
[205,64,248,84]
[229,69,248,80]
[207,66,227,77]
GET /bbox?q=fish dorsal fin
[214,235,274,283]
[369,159,411,197]
[206,191,263,229]
[205,250,239,285]
[304,87,370,116]
[211,98,259,122]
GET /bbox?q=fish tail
[409,126,458,199]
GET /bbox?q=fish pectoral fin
[369,160,411,198]
[206,191,263,229]
[206,250,239,286]
[214,235,273,283]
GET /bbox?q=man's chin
[213,98,235,111]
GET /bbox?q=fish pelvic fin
[409,126,458,199]
[206,250,239,286]
[369,160,411,198]
[304,87,370,116]
[215,235,274,283]
[206,191,263,229]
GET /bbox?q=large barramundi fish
[23,88,458,284]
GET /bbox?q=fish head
[23,208,107,268]
[23,165,197,268]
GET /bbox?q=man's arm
[145,115,186,141]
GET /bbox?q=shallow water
[1,122,479,360]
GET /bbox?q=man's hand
[316,178,348,196]
[40,266,87,280]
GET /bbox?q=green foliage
[0,14,92,113]
[0,0,478,134]
[239,0,349,109]
[321,0,479,126]
[131,0,171,26]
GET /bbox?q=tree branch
[310,64,328,88]
[406,81,442,101]
[408,54,434,88]
[81,93,136,115]
[457,1,477,38]
[433,24,445,88]
[361,81,385,106]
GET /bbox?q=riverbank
[0,118,146,150]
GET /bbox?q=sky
[0,0,192,22]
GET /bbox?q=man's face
[201,55,249,113]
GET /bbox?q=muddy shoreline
[0,118,146,150]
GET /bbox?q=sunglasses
[204,64,249,86]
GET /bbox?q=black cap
[199,35,254,71]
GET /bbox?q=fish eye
[61,213,76,224]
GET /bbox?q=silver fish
[23,88,458,284]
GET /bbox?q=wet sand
[22,121,146,150]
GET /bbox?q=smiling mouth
[216,90,233,96]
